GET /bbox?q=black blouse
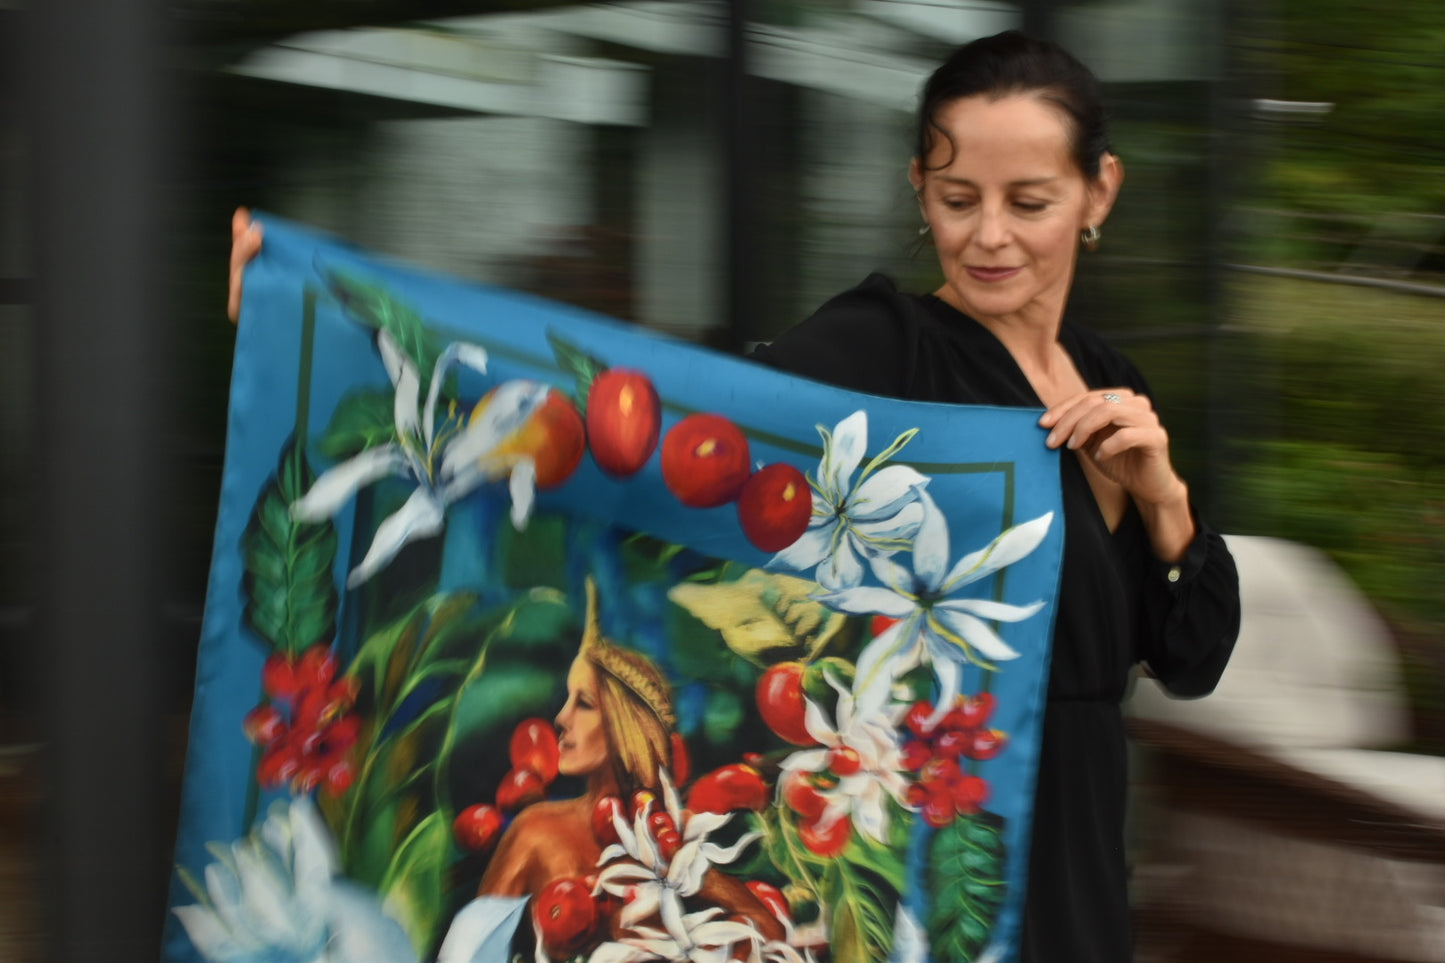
[751,274,1240,962]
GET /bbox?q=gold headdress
[581,577,676,730]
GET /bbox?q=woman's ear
[908,157,924,195]
[1086,152,1125,227]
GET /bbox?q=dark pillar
[30,1,169,959]
[722,0,757,352]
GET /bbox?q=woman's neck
[948,294,1085,407]
[585,768,623,803]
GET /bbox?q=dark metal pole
[723,0,756,352]
[30,1,169,959]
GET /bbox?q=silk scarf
[163,216,1064,963]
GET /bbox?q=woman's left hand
[1038,387,1187,509]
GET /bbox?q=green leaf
[348,797,399,886]
[408,592,486,675]
[832,860,898,963]
[759,808,823,896]
[380,811,452,959]
[319,266,442,380]
[845,815,908,894]
[241,441,340,653]
[831,899,867,963]
[348,597,428,711]
[927,811,1008,961]
[450,664,562,746]
[319,389,398,460]
[545,330,608,412]
[496,514,571,591]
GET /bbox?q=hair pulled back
[916,30,1111,179]
[579,577,674,797]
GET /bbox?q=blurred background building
[5,0,1443,960]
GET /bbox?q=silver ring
[1102,392,1122,404]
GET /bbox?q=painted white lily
[587,910,816,963]
[593,770,761,947]
[818,497,1053,719]
[172,797,417,963]
[778,667,910,846]
[291,330,550,588]
[771,411,929,591]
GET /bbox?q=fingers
[1039,388,1147,451]
[227,207,263,324]
[1087,424,1154,462]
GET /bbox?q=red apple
[660,413,751,508]
[686,763,769,814]
[533,877,600,958]
[798,814,850,857]
[826,746,862,777]
[655,828,682,862]
[509,718,560,784]
[495,768,546,813]
[586,369,661,477]
[737,463,812,552]
[453,803,503,851]
[781,770,829,822]
[591,795,625,847]
[756,662,816,746]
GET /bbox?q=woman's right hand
[228,206,263,323]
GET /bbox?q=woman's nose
[976,202,1010,249]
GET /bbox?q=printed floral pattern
[179,263,1057,963]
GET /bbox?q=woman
[226,31,1238,957]
[479,578,676,897]
[749,30,1241,961]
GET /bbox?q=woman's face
[909,93,1119,327]
[555,656,608,777]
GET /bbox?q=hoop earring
[1081,225,1101,251]
[918,221,932,236]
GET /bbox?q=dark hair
[915,30,1112,179]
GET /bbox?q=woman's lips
[966,266,1021,282]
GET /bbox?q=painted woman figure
[479,578,675,896]
[477,579,785,944]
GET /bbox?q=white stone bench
[1126,535,1445,962]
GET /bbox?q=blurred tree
[1248,0,1445,218]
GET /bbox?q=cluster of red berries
[587,789,682,861]
[899,693,1006,828]
[245,644,361,796]
[524,791,793,961]
[511,791,679,960]
[453,717,562,853]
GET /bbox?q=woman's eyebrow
[934,175,1060,188]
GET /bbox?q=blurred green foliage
[1224,2,1445,745]
[1227,275,1445,748]
[1248,0,1445,219]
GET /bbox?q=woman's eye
[943,197,974,211]
[1014,200,1048,213]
